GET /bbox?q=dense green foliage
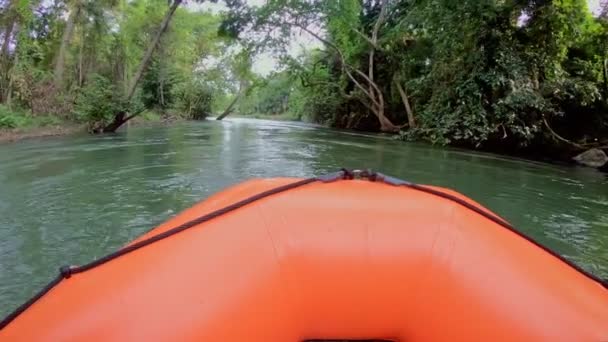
[0,104,22,128]
[171,78,214,119]
[74,75,124,125]
[0,104,62,129]
[239,71,292,115]
[0,0,228,131]
[1,0,607,160]
[228,0,608,156]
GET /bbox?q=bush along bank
[221,0,608,169]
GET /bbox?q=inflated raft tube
[1,170,608,341]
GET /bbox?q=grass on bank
[1,101,303,144]
[0,104,170,129]
[0,105,82,143]
[0,105,170,143]
[0,105,66,129]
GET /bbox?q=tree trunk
[55,1,80,88]
[378,113,398,132]
[368,0,387,100]
[373,97,399,132]
[125,0,181,102]
[368,51,375,102]
[5,74,13,107]
[1,0,17,103]
[78,32,84,87]
[100,111,126,133]
[288,10,401,133]
[1,18,15,60]
[159,78,165,107]
[395,80,416,128]
[3,18,21,107]
[123,58,129,93]
[158,60,165,107]
[5,38,21,108]
[101,0,182,132]
[603,58,608,101]
[5,49,18,107]
[216,90,241,121]
[120,0,128,93]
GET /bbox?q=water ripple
[0,118,607,318]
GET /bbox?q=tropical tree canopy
[0,0,606,157]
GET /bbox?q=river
[1,118,607,316]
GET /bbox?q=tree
[102,0,226,132]
[54,0,81,88]
[217,47,254,120]
[102,0,183,132]
[313,0,404,132]
[223,0,406,132]
[1,0,33,103]
[1,0,606,161]
[238,71,292,116]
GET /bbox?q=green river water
[1,118,607,316]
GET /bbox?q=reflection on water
[0,118,607,316]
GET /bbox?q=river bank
[0,111,175,144]
[0,124,84,143]
[0,111,299,144]
[2,114,606,172]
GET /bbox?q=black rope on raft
[1,169,606,331]
[0,177,318,330]
[369,170,608,290]
[327,169,607,288]
[0,274,64,330]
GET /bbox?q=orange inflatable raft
[1,170,608,341]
